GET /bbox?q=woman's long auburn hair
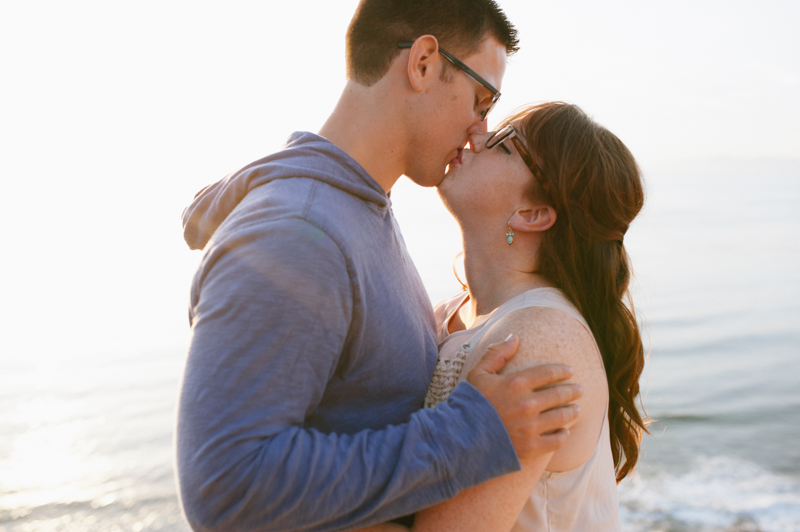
[500,102,649,482]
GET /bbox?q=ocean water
[613,165,800,532]
[1,163,798,531]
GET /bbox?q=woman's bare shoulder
[475,305,603,375]
[472,305,608,471]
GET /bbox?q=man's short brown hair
[346,0,519,86]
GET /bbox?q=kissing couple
[177,1,648,530]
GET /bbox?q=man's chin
[405,168,447,188]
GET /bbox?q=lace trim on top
[423,340,472,408]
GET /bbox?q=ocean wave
[0,497,188,532]
[619,455,800,532]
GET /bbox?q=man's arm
[178,217,524,531]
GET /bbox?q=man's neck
[318,80,408,192]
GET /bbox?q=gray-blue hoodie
[177,132,520,531]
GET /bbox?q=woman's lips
[450,148,464,166]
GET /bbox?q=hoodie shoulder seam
[302,180,319,218]
[197,212,358,323]
[284,214,360,332]
[269,214,357,295]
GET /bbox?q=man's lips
[450,148,464,166]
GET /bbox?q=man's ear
[406,35,441,92]
[509,204,557,234]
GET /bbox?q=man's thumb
[470,334,518,376]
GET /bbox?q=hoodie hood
[182,132,389,250]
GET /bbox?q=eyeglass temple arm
[399,41,459,70]
[398,42,499,98]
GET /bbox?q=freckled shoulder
[473,306,603,376]
[470,305,609,471]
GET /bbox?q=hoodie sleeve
[176,216,520,532]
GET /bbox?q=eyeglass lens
[487,125,514,149]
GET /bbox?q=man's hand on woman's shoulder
[470,305,610,471]
[467,333,583,461]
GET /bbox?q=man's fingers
[469,334,519,377]
[510,407,579,458]
[527,383,583,412]
[530,403,581,434]
[468,348,585,461]
[513,363,575,390]
[534,428,571,454]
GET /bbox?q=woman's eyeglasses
[486,124,547,190]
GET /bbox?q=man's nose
[468,119,489,135]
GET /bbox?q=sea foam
[619,455,800,531]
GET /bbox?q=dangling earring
[506,225,514,245]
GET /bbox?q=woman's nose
[467,131,492,152]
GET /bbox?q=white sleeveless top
[425,288,622,532]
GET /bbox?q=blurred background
[1,1,798,531]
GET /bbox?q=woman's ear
[509,204,557,234]
[406,35,441,92]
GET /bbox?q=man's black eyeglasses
[398,41,500,121]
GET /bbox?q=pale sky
[0,0,798,364]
